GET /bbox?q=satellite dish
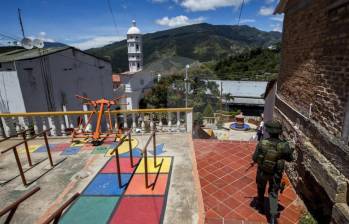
[33,38,44,49]
[21,38,33,49]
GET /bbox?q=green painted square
[59,196,119,224]
[92,146,109,154]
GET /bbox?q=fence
[0,108,193,138]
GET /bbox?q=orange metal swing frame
[71,95,127,145]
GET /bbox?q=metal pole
[115,146,122,188]
[128,132,134,167]
[13,147,27,186]
[185,66,188,108]
[144,148,149,188]
[43,132,54,167]
[22,132,32,167]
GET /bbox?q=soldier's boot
[257,188,265,213]
[269,215,277,224]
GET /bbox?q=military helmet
[265,120,283,134]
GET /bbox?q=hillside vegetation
[87,23,281,73]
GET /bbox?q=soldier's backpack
[260,139,283,174]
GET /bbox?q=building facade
[127,20,143,73]
[273,0,349,223]
[0,47,113,113]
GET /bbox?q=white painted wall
[264,82,277,123]
[16,48,113,112]
[0,71,26,113]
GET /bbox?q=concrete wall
[16,48,113,112]
[264,83,276,123]
[0,71,26,113]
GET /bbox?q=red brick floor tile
[222,196,240,210]
[205,218,223,224]
[212,179,228,189]
[203,195,220,209]
[211,202,232,217]
[212,189,230,200]
[194,140,305,224]
[225,210,244,220]
[234,204,255,220]
[247,211,267,223]
[221,183,240,195]
[205,209,221,220]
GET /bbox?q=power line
[237,0,245,25]
[0,32,19,41]
[107,0,119,35]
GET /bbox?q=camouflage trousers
[256,168,281,216]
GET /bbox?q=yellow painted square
[18,144,41,153]
[135,157,172,174]
[105,138,138,157]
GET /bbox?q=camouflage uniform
[252,120,294,223]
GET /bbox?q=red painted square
[109,197,164,224]
[101,157,141,174]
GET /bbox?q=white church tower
[127,20,143,73]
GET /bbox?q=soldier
[252,120,294,224]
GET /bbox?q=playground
[0,132,199,224]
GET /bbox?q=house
[0,47,113,113]
[272,0,349,223]
[210,80,268,116]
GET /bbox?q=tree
[203,103,214,117]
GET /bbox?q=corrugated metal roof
[0,47,71,63]
[210,80,268,98]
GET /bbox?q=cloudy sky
[0,0,284,50]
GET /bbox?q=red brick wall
[278,0,349,138]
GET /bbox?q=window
[0,63,2,69]
[137,63,140,69]
[136,44,139,51]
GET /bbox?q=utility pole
[185,65,190,108]
[18,8,26,38]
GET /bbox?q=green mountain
[87,23,281,72]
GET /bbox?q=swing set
[71,95,127,145]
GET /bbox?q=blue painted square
[82,174,132,196]
[61,147,80,155]
[120,148,142,158]
[149,144,165,156]
[35,144,56,153]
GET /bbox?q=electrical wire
[107,0,119,35]
[237,0,245,25]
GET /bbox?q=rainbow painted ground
[58,148,173,223]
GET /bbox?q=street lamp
[185,64,190,108]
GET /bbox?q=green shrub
[299,212,317,224]
[203,104,214,117]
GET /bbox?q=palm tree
[223,93,234,111]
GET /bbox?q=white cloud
[152,0,167,2]
[71,35,125,50]
[239,19,256,24]
[271,23,283,32]
[259,6,274,16]
[270,15,284,22]
[177,0,249,12]
[156,15,205,27]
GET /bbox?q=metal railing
[40,193,80,224]
[0,129,66,186]
[110,129,138,188]
[142,131,164,190]
[0,108,193,138]
[0,187,40,224]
